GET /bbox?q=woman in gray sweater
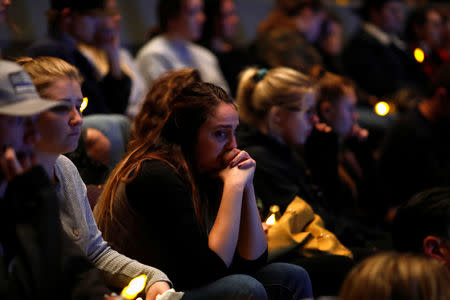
[17,56,276,300]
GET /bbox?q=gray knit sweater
[55,155,171,292]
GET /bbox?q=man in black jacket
[343,0,426,99]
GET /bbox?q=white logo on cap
[9,71,37,95]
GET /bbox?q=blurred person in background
[252,0,324,75]
[136,0,229,93]
[200,0,252,96]
[379,63,450,214]
[343,0,426,101]
[78,0,147,120]
[305,73,383,226]
[315,15,345,75]
[392,187,450,270]
[405,5,448,79]
[339,252,450,300]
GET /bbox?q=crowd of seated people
[1,0,450,299]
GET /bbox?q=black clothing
[99,159,267,290]
[0,167,108,300]
[343,27,426,98]
[27,35,131,115]
[237,123,329,218]
[237,123,380,248]
[236,123,358,296]
[379,108,450,208]
[213,48,253,97]
[305,129,382,221]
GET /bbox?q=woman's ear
[266,107,283,138]
[423,235,448,264]
[268,106,282,125]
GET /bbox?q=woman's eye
[50,105,72,114]
[214,131,226,139]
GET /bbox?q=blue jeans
[82,114,130,169]
[182,274,267,300]
[182,263,312,300]
[254,263,313,300]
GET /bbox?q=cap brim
[0,98,64,116]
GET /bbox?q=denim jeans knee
[182,274,267,300]
[253,263,313,300]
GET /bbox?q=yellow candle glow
[80,97,88,112]
[266,214,277,225]
[121,275,148,300]
[375,101,390,116]
[414,48,425,63]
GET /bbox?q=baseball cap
[0,60,65,116]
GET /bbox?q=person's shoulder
[56,155,78,172]
[136,35,169,57]
[189,42,218,61]
[27,37,64,55]
[56,155,85,186]
[140,159,176,173]
[129,159,189,195]
[137,159,182,183]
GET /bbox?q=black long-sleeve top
[98,160,267,290]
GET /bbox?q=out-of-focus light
[414,48,425,63]
[80,97,88,113]
[375,101,390,116]
[266,214,276,226]
[265,205,281,225]
[121,275,147,300]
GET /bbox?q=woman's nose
[69,107,83,126]
[228,134,237,150]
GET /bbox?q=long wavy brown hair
[94,69,234,230]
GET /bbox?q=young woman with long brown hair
[94,69,313,299]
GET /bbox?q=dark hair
[258,0,322,34]
[427,63,450,98]
[96,70,235,230]
[361,0,403,21]
[146,0,185,40]
[316,13,342,47]
[158,0,184,33]
[405,5,438,43]
[275,0,322,17]
[199,0,222,47]
[392,187,450,253]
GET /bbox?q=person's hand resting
[145,281,171,300]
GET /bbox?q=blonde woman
[17,56,172,300]
[340,252,450,300]
[236,67,354,297]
